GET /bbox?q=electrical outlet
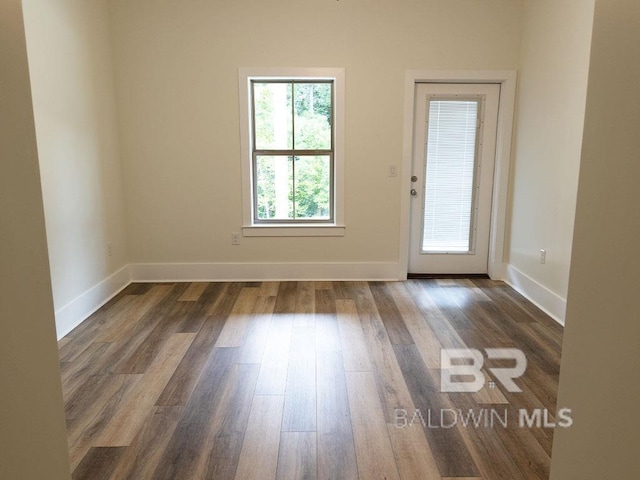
[540,249,546,264]
[107,242,113,257]
[231,232,241,246]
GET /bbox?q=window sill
[242,224,346,237]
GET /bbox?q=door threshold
[407,273,490,279]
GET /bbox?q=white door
[408,83,500,275]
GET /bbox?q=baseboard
[55,265,131,339]
[53,262,562,338]
[505,264,566,325]
[129,261,400,282]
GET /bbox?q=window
[422,98,481,253]
[239,68,345,237]
[252,81,333,222]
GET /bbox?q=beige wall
[508,0,594,303]
[550,0,640,477]
[23,0,128,333]
[108,0,523,266]
[0,0,71,478]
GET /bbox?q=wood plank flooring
[58,279,563,480]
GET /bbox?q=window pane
[253,83,293,150]
[256,155,293,220]
[422,100,479,252]
[294,155,331,219]
[294,83,332,150]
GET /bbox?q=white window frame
[239,67,345,237]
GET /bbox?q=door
[408,83,500,275]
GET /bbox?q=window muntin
[251,80,334,223]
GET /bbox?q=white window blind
[422,99,480,253]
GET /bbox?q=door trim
[398,70,517,280]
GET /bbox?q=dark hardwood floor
[58,279,563,479]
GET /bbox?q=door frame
[398,70,517,280]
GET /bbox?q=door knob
[410,189,417,197]
[411,175,418,182]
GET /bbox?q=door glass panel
[422,99,480,253]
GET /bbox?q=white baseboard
[129,261,400,282]
[62,261,553,340]
[505,264,566,325]
[55,265,131,339]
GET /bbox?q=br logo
[440,348,527,393]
